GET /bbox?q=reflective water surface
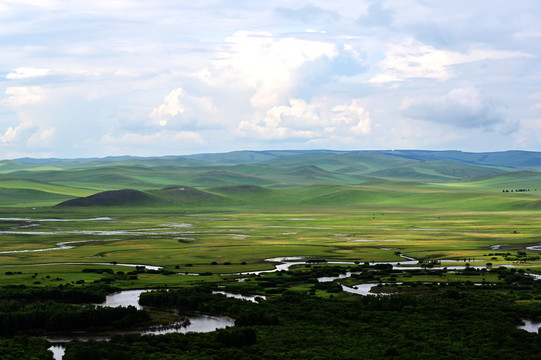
[48,288,234,360]
[518,320,541,333]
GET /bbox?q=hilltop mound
[56,189,157,207]
[56,186,227,207]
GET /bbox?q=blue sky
[1,0,541,158]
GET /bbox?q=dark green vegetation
[0,298,150,336]
[0,337,53,360]
[3,265,541,359]
[1,150,541,359]
[59,270,541,360]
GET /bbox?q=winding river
[30,254,541,360]
[47,289,235,360]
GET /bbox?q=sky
[1,0,541,158]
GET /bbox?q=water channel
[518,320,541,333]
[47,289,236,360]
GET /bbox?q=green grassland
[0,150,541,289]
[1,200,541,288]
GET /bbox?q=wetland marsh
[2,208,540,279]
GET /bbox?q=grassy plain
[1,181,541,289]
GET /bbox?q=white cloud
[3,86,45,106]
[150,88,185,126]
[516,118,541,148]
[214,31,338,108]
[101,130,204,149]
[6,67,51,79]
[1,86,52,146]
[238,97,371,140]
[27,127,56,146]
[239,98,320,139]
[0,114,36,144]
[401,87,511,131]
[357,0,394,28]
[0,126,19,143]
[331,99,371,135]
[149,87,218,129]
[369,39,528,83]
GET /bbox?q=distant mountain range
[11,149,541,169]
[1,150,541,208]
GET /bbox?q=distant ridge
[386,150,541,168]
[12,149,541,169]
[13,155,144,165]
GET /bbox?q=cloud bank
[401,88,509,130]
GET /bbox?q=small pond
[518,320,541,333]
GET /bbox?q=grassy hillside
[453,170,541,189]
[50,179,541,212]
[0,150,539,208]
[0,188,73,207]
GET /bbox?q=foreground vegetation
[3,265,541,359]
[66,286,541,360]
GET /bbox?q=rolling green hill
[0,150,539,208]
[51,179,541,211]
[441,170,541,191]
[191,170,273,187]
